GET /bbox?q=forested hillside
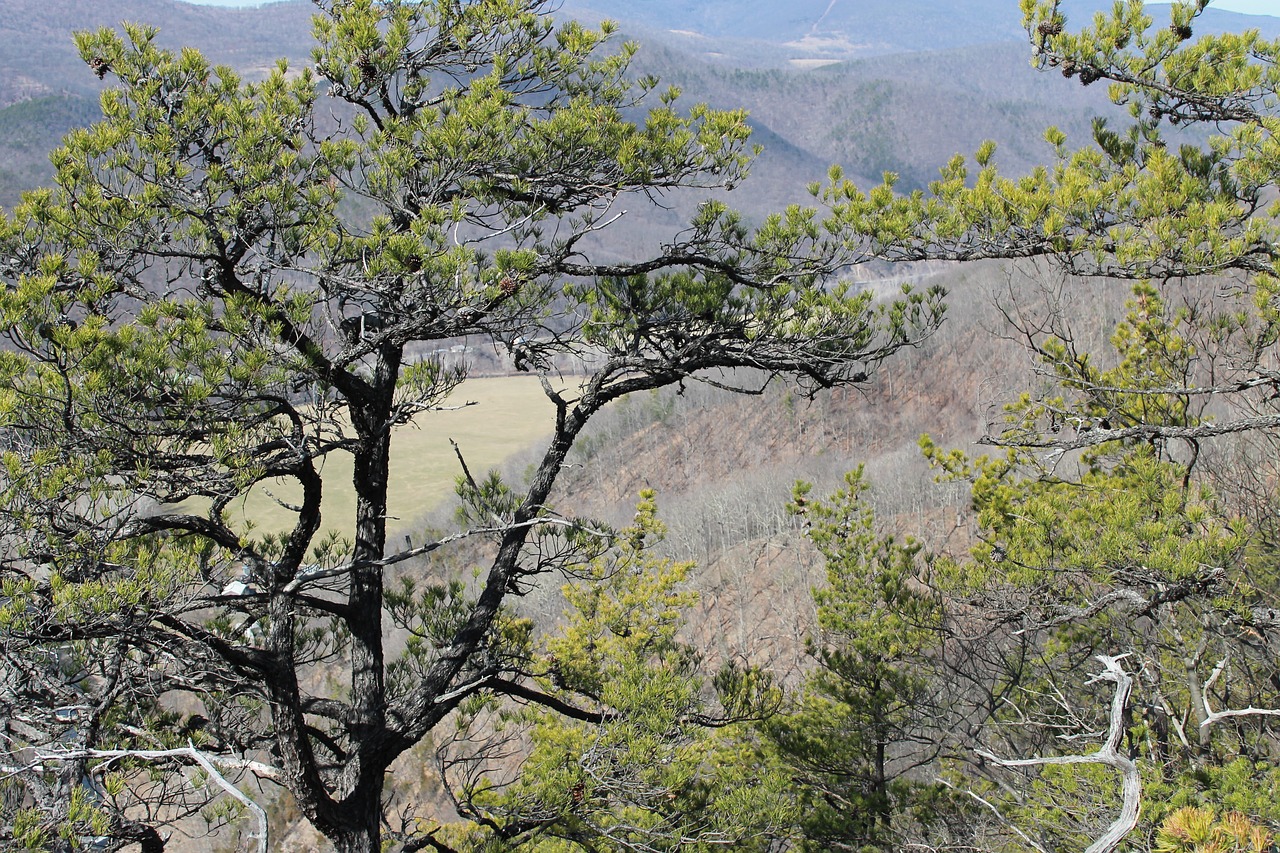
[11,0,1273,204]
[2,1,1280,852]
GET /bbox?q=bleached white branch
[1200,705,1280,728]
[33,742,269,853]
[978,654,1140,853]
[1198,655,1280,735]
[112,724,284,784]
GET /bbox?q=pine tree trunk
[338,346,401,853]
[332,802,382,853]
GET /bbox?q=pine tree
[0,2,947,850]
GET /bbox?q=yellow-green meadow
[219,376,554,538]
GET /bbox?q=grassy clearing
[222,376,556,541]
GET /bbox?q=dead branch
[977,654,1140,853]
[32,742,269,853]
[1198,655,1280,736]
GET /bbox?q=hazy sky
[1129,0,1276,12]
[177,0,1278,13]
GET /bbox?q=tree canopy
[895,1,1280,849]
[8,0,1280,850]
[0,1,947,851]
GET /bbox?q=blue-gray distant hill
[0,0,315,205]
[562,0,1278,63]
[1,0,1274,206]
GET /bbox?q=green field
[218,376,556,539]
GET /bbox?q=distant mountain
[0,0,1272,207]
[0,0,314,107]
[564,0,1028,59]
[561,0,1280,64]
[5,0,1268,101]
[623,36,1115,193]
[0,0,315,205]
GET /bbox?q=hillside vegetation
[3,1,1280,852]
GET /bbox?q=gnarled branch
[978,654,1140,853]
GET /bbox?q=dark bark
[318,345,401,851]
[120,822,166,853]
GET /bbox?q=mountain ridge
[560,0,1279,63]
[0,1,1270,206]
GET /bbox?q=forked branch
[978,654,1140,853]
[1198,656,1280,736]
[32,743,269,853]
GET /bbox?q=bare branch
[280,516,611,594]
[32,742,270,853]
[978,654,1140,853]
[1198,655,1280,736]
[934,777,1051,853]
[980,414,1280,453]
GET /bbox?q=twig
[935,777,1050,853]
[279,516,610,594]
